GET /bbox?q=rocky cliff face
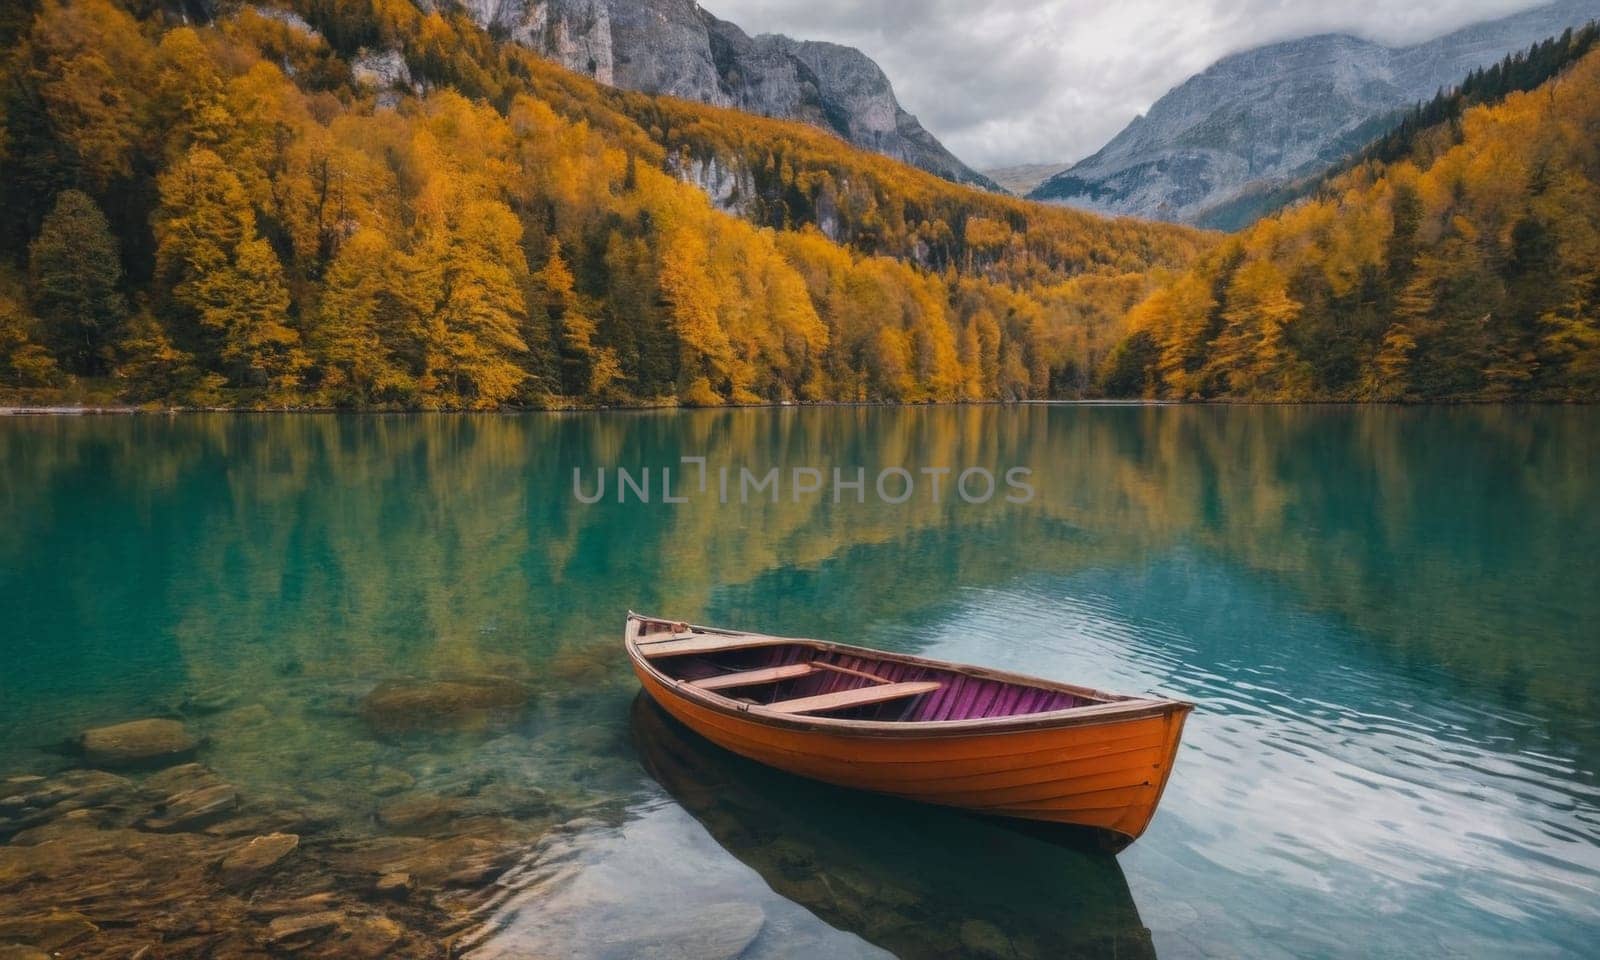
[1030,0,1600,225]
[774,36,993,189]
[453,0,996,190]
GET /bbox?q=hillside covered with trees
[1101,35,1600,402]
[0,0,1208,409]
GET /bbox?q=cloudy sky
[707,0,1559,169]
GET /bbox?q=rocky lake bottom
[0,672,611,959]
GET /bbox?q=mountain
[981,162,1071,196]
[1030,0,1600,226]
[458,0,998,190]
[1098,32,1600,402]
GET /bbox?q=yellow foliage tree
[420,199,529,408]
[313,228,416,404]
[25,0,151,187]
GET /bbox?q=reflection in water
[466,794,890,959]
[2,407,1597,957]
[629,694,1154,960]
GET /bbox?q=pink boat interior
[647,639,1118,722]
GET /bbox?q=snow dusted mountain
[1030,0,1600,226]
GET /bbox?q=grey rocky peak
[772,34,994,188]
[452,0,996,190]
[1030,0,1600,225]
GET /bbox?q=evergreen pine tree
[28,189,127,375]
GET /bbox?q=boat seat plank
[690,663,817,691]
[639,635,792,658]
[767,681,942,715]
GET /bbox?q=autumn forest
[1,1,1597,407]
[1107,25,1600,402]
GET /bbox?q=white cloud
[704,0,1562,168]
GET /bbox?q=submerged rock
[79,718,197,768]
[263,909,408,958]
[377,794,464,832]
[202,803,316,838]
[359,678,530,733]
[248,893,342,918]
[267,910,343,944]
[374,871,413,899]
[331,834,525,888]
[143,782,239,832]
[339,914,405,958]
[0,776,454,958]
[370,766,415,797]
[408,835,522,888]
[217,832,300,887]
[0,910,98,951]
[0,770,133,838]
[140,761,221,797]
[375,778,553,836]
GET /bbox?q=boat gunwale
[626,612,1195,739]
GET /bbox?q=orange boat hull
[631,652,1190,849]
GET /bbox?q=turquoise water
[2,407,1598,957]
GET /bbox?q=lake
[2,406,1597,958]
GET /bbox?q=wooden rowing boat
[625,612,1194,851]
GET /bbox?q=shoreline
[2,398,1590,416]
[1,401,1160,416]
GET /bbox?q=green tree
[113,310,219,405]
[28,189,126,375]
[536,237,613,397]
[1099,330,1159,398]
